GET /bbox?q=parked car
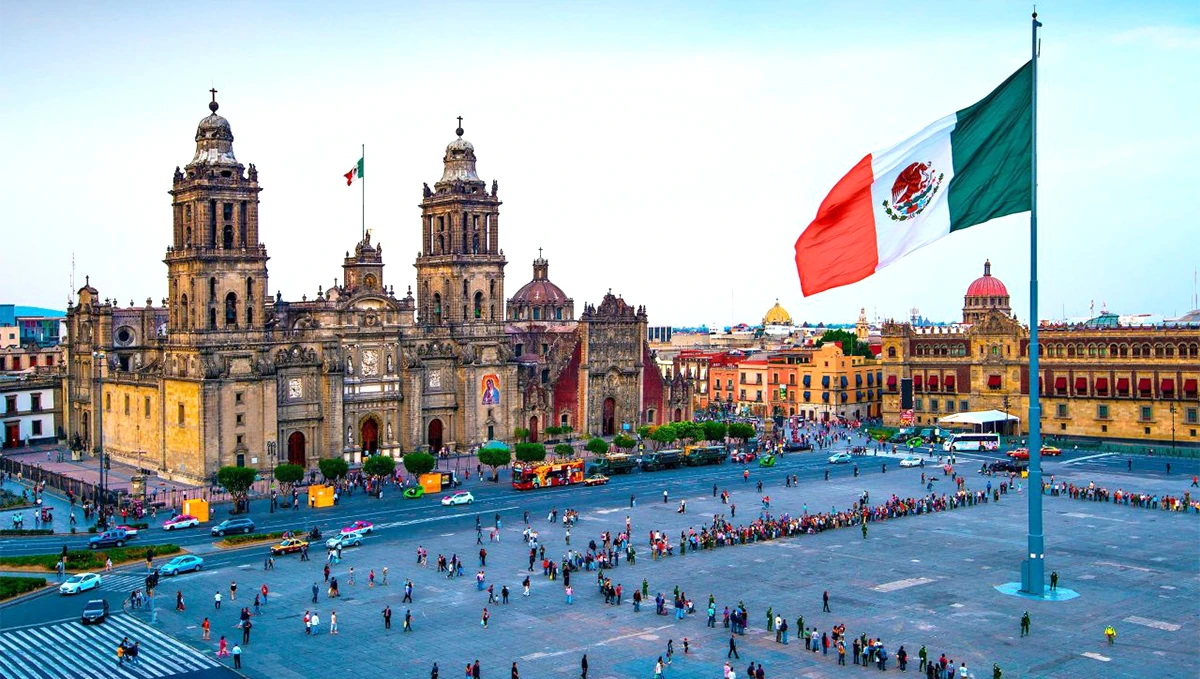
[326,531,365,550]
[583,474,610,486]
[899,455,924,468]
[988,460,1028,474]
[441,491,475,506]
[827,452,853,464]
[88,529,129,550]
[211,518,256,537]
[162,514,200,531]
[341,520,374,534]
[158,555,205,576]
[60,572,102,595]
[269,538,309,555]
[81,598,109,624]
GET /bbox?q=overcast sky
[2,1,1197,327]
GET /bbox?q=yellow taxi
[269,537,308,555]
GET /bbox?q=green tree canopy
[362,454,396,478]
[515,442,547,463]
[273,463,305,487]
[702,420,728,443]
[478,446,512,480]
[612,434,636,451]
[559,425,574,440]
[648,424,678,450]
[585,437,610,456]
[544,425,563,439]
[816,329,874,358]
[728,422,756,442]
[554,443,574,457]
[216,466,258,500]
[318,458,349,482]
[402,451,436,478]
[513,427,530,443]
[674,421,702,443]
[635,425,652,439]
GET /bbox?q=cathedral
[64,95,688,483]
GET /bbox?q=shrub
[0,576,46,601]
[585,437,609,456]
[0,544,182,571]
[0,529,54,537]
[221,531,288,547]
[554,443,574,457]
[612,435,636,451]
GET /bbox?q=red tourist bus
[511,459,584,490]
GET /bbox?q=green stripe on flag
[356,157,365,179]
[947,61,1033,232]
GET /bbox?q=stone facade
[63,96,684,483]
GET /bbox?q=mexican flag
[344,157,364,186]
[795,61,1033,296]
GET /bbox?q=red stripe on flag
[794,154,879,296]
[344,170,355,186]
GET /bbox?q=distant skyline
[2,1,1198,326]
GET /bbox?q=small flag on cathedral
[344,157,364,186]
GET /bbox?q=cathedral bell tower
[414,118,505,326]
[165,90,268,341]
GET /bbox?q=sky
[2,1,1198,328]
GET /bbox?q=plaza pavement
[102,450,1200,679]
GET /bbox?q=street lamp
[1169,403,1177,456]
[91,350,108,528]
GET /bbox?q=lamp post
[91,350,108,529]
[1169,403,1177,456]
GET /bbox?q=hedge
[221,531,289,547]
[0,576,47,601]
[0,544,182,572]
[0,529,54,536]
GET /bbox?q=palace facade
[64,97,687,483]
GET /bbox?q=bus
[512,459,584,490]
[943,433,1000,452]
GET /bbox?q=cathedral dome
[188,93,239,168]
[439,118,481,185]
[965,260,1008,297]
[763,300,792,326]
[507,250,574,322]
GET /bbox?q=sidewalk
[0,477,99,533]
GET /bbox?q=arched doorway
[528,415,539,443]
[287,431,306,466]
[673,408,682,422]
[602,398,616,437]
[360,418,379,455]
[427,418,443,453]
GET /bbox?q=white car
[899,455,924,468]
[326,531,365,550]
[60,572,102,595]
[441,491,475,506]
[827,452,853,464]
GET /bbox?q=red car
[162,514,200,531]
[114,524,140,537]
[341,520,374,534]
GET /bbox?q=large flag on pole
[344,157,364,186]
[795,61,1033,296]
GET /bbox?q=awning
[1095,377,1109,394]
[1161,378,1174,394]
[803,374,811,387]
[867,373,874,385]
[987,374,1001,388]
[938,409,1020,427]
[1138,378,1152,393]
[1075,377,1088,392]
[856,374,863,386]
[913,375,923,388]
[1054,376,1067,391]
[944,375,956,391]
[886,375,897,389]
[803,391,811,401]
[822,376,830,388]
[1185,379,1198,396]
[929,375,940,389]
[822,391,830,402]
[840,376,849,388]
[1116,377,1130,393]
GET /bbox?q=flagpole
[1021,9,1045,597]
[361,143,366,241]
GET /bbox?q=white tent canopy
[939,409,1020,431]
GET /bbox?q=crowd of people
[1044,480,1199,513]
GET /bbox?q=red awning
[929,375,940,389]
[1095,377,1109,393]
[1161,378,1175,394]
[1185,379,1198,396]
[944,375,956,390]
[1054,376,1067,390]
[1075,377,1088,391]
[1138,378,1152,393]
[1116,377,1130,392]
[987,374,1001,388]
[913,375,923,387]
[886,375,897,388]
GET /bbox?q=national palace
[880,262,1200,444]
[63,95,688,483]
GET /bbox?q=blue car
[158,554,204,576]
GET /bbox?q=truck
[591,453,639,475]
[681,445,726,467]
[640,449,682,472]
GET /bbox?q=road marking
[520,624,675,660]
[1081,652,1111,662]
[1124,615,1181,632]
[873,577,935,592]
[1094,561,1154,573]
[1060,453,1114,465]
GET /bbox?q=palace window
[145,396,151,418]
[1097,404,1109,419]
[1056,403,1067,418]
[1187,408,1198,424]
[1140,406,1153,421]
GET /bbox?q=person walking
[581,653,588,679]
[230,580,237,601]
[242,618,252,644]
[405,609,413,632]
[728,634,740,659]
[1020,611,1031,636]
[482,607,490,629]
[383,605,392,629]
[202,617,211,641]
[231,644,242,669]
[1104,625,1117,645]
[822,590,830,612]
[1050,571,1059,591]
[330,610,338,635]
[310,611,320,635]
[312,582,319,603]
[214,591,221,610]
[511,662,519,679]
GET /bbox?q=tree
[674,421,702,444]
[362,454,396,478]
[636,425,652,439]
[648,424,678,450]
[319,458,349,483]
[585,437,610,456]
[513,427,530,443]
[559,425,574,441]
[554,443,574,457]
[273,463,304,490]
[402,451,436,478]
[216,466,258,514]
[515,442,547,464]
[612,434,636,451]
[702,420,728,443]
[728,422,756,443]
[478,446,512,481]
[544,425,563,440]
[816,329,874,358]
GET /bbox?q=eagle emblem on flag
[882,161,944,221]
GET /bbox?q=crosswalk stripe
[11,627,107,679]
[0,650,28,679]
[49,619,162,679]
[0,633,44,679]
[105,616,211,674]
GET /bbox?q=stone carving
[491,179,498,197]
[248,163,258,181]
[386,421,393,441]
[386,352,394,374]
[423,182,432,198]
[347,425,353,444]
[361,349,379,376]
[402,345,420,368]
